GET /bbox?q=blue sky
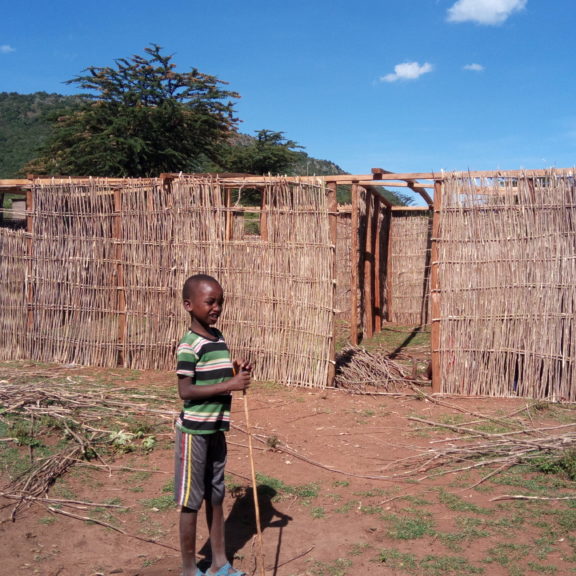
[1,0,574,200]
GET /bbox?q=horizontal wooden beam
[391,205,432,212]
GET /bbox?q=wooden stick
[243,389,266,576]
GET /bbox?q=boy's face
[183,280,224,331]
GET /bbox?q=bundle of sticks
[334,346,412,392]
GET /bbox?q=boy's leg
[175,428,208,575]
[206,432,229,573]
[180,506,200,576]
[206,501,227,570]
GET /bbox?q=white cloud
[464,63,485,71]
[380,61,433,83]
[0,44,15,54]
[447,0,527,25]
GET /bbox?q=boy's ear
[183,299,193,313]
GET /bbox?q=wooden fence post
[225,187,233,241]
[327,181,338,387]
[374,195,382,333]
[260,186,268,241]
[364,190,374,339]
[350,181,360,345]
[431,180,443,394]
[26,185,34,335]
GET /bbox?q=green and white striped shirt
[176,328,234,434]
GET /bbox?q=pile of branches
[334,346,412,393]
[0,376,176,522]
[385,394,576,486]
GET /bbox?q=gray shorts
[174,428,227,511]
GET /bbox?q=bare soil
[1,365,575,576]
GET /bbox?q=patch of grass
[554,507,576,532]
[401,495,432,506]
[0,444,33,480]
[309,558,352,576]
[438,489,489,514]
[526,561,558,574]
[420,554,484,575]
[359,504,383,515]
[138,512,168,539]
[363,325,431,354]
[255,473,319,503]
[333,500,357,514]
[374,548,418,570]
[332,480,349,488]
[491,468,573,493]
[311,507,325,519]
[483,543,531,567]
[375,548,484,575]
[438,515,490,552]
[353,488,388,498]
[384,512,435,540]
[349,542,371,556]
[533,534,558,560]
[141,492,175,512]
[438,518,490,552]
[530,450,576,481]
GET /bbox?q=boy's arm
[177,370,251,401]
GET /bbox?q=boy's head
[182,274,224,329]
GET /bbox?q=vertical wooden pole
[259,186,268,241]
[327,181,338,387]
[350,182,360,345]
[385,208,394,322]
[26,186,34,334]
[364,190,374,339]
[113,188,126,367]
[225,187,233,241]
[431,180,443,394]
[374,195,382,333]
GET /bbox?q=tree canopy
[28,45,240,177]
[220,129,303,175]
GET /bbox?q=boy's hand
[228,368,251,392]
[233,359,253,374]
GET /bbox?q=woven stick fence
[387,211,432,325]
[0,176,334,388]
[436,170,576,400]
[0,228,28,360]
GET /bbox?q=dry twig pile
[0,375,176,522]
[334,346,412,392]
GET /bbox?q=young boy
[175,274,252,576]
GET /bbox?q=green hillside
[0,92,83,178]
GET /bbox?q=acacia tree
[29,45,240,177]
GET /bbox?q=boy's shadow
[199,484,292,574]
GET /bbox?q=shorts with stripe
[174,427,227,511]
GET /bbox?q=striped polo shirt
[176,328,234,434]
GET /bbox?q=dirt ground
[1,364,575,576]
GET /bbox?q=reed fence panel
[388,211,431,325]
[0,228,28,360]
[437,170,576,400]
[3,176,333,388]
[29,181,119,366]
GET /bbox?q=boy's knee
[181,505,198,514]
